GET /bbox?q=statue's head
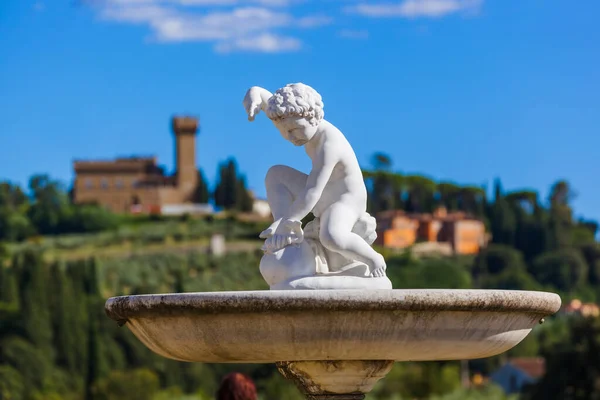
[266,83,324,146]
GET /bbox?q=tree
[0,181,33,241]
[26,174,71,235]
[504,195,549,262]
[572,219,598,246]
[387,256,472,290]
[193,168,211,204]
[531,249,588,291]
[546,180,575,251]
[370,362,461,399]
[0,260,18,306]
[437,182,461,211]
[404,175,436,213]
[474,245,526,276]
[371,152,393,171]
[481,265,539,291]
[48,262,78,372]
[236,175,254,212]
[66,260,93,375]
[92,369,160,400]
[367,170,402,214]
[364,153,406,214]
[214,159,253,212]
[580,243,600,285]
[489,193,517,247]
[528,317,600,400]
[65,204,119,233]
[0,365,25,400]
[16,250,53,360]
[0,336,50,396]
[457,186,486,218]
[214,159,237,210]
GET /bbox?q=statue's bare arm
[243,86,273,121]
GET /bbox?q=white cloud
[346,0,482,18]
[297,15,333,28]
[338,29,368,39]
[101,0,292,6]
[215,33,301,52]
[101,4,173,23]
[88,0,483,54]
[96,2,323,51]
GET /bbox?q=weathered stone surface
[277,360,393,397]
[105,289,561,364]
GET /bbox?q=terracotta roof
[509,357,546,379]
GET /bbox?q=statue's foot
[369,254,387,278]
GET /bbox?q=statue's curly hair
[266,83,324,126]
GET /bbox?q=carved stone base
[276,360,394,399]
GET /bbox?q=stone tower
[172,116,198,197]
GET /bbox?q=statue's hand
[243,87,265,122]
[259,218,281,239]
[261,219,304,254]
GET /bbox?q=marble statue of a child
[243,83,387,281]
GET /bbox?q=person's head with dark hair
[216,372,258,400]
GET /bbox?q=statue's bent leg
[265,165,308,220]
[319,203,386,275]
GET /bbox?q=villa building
[375,207,488,255]
[72,116,201,214]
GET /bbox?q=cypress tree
[194,168,211,204]
[214,158,253,211]
[0,263,18,306]
[236,175,254,212]
[67,259,91,375]
[17,249,53,361]
[85,257,101,296]
[214,160,236,210]
[49,261,78,372]
[84,257,109,399]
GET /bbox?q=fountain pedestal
[277,360,394,399]
[105,289,561,399]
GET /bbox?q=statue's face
[272,116,318,146]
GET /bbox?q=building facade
[375,207,488,255]
[73,116,200,214]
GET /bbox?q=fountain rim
[105,289,561,323]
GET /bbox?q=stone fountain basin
[105,289,560,364]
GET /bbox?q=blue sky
[1,0,599,223]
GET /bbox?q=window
[116,179,124,189]
[101,178,109,189]
[85,179,93,189]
